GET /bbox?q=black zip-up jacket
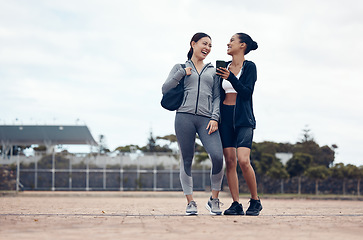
[220,60,257,128]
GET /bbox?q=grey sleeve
[211,74,221,122]
[162,64,186,94]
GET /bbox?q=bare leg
[211,190,219,199]
[223,147,239,202]
[237,147,258,200]
[186,194,194,203]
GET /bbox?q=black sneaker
[223,201,244,215]
[246,198,262,216]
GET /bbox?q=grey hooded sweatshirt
[162,60,220,121]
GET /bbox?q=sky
[1,0,362,166]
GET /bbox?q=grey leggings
[175,113,224,195]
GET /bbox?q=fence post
[52,150,55,191]
[136,155,140,190]
[202,164,206,190]
[86,156,89,191]
[120,154,123,191]
[35,157,38,189]
[69,156,72,190]
[153,160,157,191]
[16,153,20,192]
[169,165,173,190]
[103,157,106,190]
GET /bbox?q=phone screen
[216,60,227,69]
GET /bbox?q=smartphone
[216,60,227,69]
[216,60,227,74]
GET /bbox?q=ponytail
[187,48,193,60]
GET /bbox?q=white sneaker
[205,197,222,215]
[186,200,198,215]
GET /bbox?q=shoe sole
[223,212,244,215]
[205,203,222,215]
[245,212,260,216]
[186,211,198,216]
[246,207,262,216]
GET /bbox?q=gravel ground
[0,191,362,240]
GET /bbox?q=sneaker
[205,196,222,215]
[223,201,244,215]
[245,198,263,216]
[186,200,198,215]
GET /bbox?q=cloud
[1,0,362,166]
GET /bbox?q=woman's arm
[161,64,187,94]
[210,74,221,121]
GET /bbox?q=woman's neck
[231,54,245,67]
[191,56,204,67]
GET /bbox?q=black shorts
[219,104,254,149]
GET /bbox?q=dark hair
[236,33,258,55]
[187,32,211,60]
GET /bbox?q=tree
[346,164,362,195]
[316,145,336,168]
[254,153,276,175]
[266,164,289,194]
[33,145,47,152]
[146,130,156,152]
[358,166,363,196]
[115,145,139,153]
[254,153,275,193]
[300,125,314,143]
[98,135,110,154]
[286,152,313,194]
[305,166,330,195]
[251,141,293,158]
[141,132,178,153]
[194,152,209,164]
[293,140,336,168]
[293,127,336,167]
[331,163,348,195]
[254,153,289,194]
[156,134,177,143]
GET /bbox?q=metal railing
[7,152,213,191]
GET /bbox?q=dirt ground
[0,191,362,240]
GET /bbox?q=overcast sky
[1,0,362,166]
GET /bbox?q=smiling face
[227,34,245,56]
[191,37,212,60]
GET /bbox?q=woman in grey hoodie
[162,32,223,215]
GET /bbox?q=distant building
[275,152,293,165]
[0,125,97,158]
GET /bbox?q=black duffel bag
[161,64,186,111]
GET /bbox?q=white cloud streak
[1,0,362,166]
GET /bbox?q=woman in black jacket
[216,33,262,216]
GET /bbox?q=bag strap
[179,64,186,83]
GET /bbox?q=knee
[224,156,237,169]
[181,157,194,176]
[210,154,224,174]
[238,155,251,170]
[209,151,223,162]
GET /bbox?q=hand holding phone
[216,60,230,79]
[216,60,227,69]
